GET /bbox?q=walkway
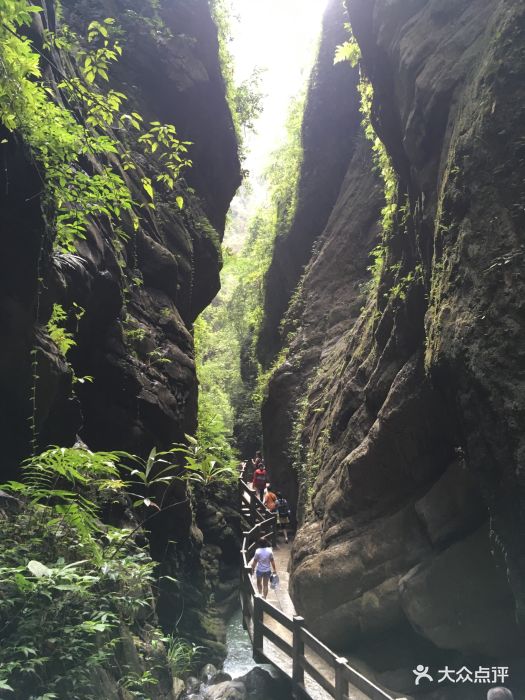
[263,542,371,700]
[238,472,407,700]
[265,541,295,616]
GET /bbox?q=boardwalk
[265,541,295,616]
[261,543,372,700]
[239,473,406,700]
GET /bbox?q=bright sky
[226,0,328,243]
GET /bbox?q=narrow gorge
[259,1,525,699]
[1,0,524,699]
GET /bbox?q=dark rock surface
[0,0,240,668]
[236,666,292,700]
[260,0,525,696]
[1,0,240,475]
[257,0,361,368]
[189,667,291,700]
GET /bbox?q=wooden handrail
[237,471,407,700]
[300,626,339,665]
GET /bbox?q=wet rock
[257,0,362,368]
[172,677,186,700]
[236,667,292,700]
[258,0,525,696]
[209,671,232,686]
[185,676,200,694]
[400,526,522,657]
[200,663,219,684]
[414,459,487,546]
[202,680,247,700]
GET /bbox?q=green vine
[335,22,399,293]
[0,0,194,445]
[0,1,191,254]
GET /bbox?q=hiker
[488,689,514,700]
[251,536,277,599]
[252,462,267,501]
[246,450,263,481]
[263,485,278,512]
[276,491,291,544]
[250,450,264,472]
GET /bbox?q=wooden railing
[238,468,407,700]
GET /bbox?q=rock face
[0,0,240,477]
[257,0,361,367]
[0,0,240,667]
[260,0,525,696]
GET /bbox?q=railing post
[253,594,264,663]
[241,563,251,630]
[249,490,256,525]
[335,656,348,700]
[271,514,277,547]
[292,615,305,688]
[238,476,243,509]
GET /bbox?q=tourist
[252,462,267,501]
[246,450,263,482]
[251,536,277,599]
[263,485,278,512]
[251,450,264,470]
[488,689,514,700]
[275,491,291,544]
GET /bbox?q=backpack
[276,497,289,516]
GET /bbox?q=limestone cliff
[0,0,239,476]
[0,0,240,665]
[257,0,361,368]
[260,0,525,696]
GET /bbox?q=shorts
[256,569,271,579]
[278,516,290,526]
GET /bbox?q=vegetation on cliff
[0,0,240,694]
[194,93,305,458]
[0,437,237,697]
[0,447,178,697]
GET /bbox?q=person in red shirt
[252,464,267,500]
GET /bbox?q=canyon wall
[0,0,240,662]
[260,0,525,696]
[257,0,361,368]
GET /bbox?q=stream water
[223,606,256,678]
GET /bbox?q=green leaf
[142,177,154,200]
[176,196,184,210]
[27,560,53,578]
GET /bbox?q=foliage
[388,264,423,301]
[334,19,399,296]
[358,77,398,237]
[0,446,180,699]
[234,67,266,134]
[194,91,305,455]
[165,636,202,676]
[209,0,264,146]
[171,434,237,486]
[4,447,126,551]
[334,23,361,67]
[0,1,191,255]
[47,303,77,357]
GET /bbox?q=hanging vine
[0,0,193,448]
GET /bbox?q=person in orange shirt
[263,485,278,512]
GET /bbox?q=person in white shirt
[251,537,277,599]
